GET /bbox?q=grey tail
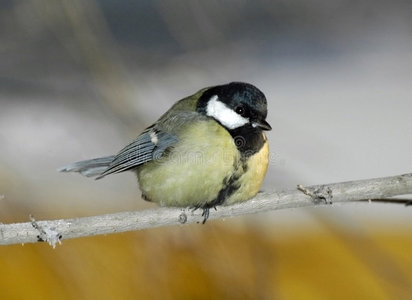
[58,155,115,179]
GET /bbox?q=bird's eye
[235,106,245,116]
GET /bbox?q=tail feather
[58,155,115,178]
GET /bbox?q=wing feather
[96,129,177,179]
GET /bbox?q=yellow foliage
[1,221,412,299]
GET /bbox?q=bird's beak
[253,120,272,131]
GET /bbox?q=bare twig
[1,173,412,246]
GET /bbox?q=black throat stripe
[228,125,266,158]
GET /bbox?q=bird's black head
[196,82,271,132]
[196,82,271,156]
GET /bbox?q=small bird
[59,82,271,223]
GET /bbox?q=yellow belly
[136,120,239,207]
[136,120,269,207]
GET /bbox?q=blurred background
[1,0,412,299]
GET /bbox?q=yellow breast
[136,122,269,207]
[225,133,269,205]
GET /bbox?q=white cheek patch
[206,96,249,129]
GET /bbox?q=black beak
[253,120,272,131]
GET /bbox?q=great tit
[59,82,271,223]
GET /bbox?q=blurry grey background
[1,0,411,228]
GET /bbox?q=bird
[59,82,271,223]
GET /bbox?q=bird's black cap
[197,82,270,130]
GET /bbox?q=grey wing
[58,155,116,177]
[95,129,177,179]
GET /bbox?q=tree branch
[1,173,412,247]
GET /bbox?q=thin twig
[1,173,412,247]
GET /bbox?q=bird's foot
[191,204,217,224]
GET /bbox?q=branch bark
[1,173,412,247]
